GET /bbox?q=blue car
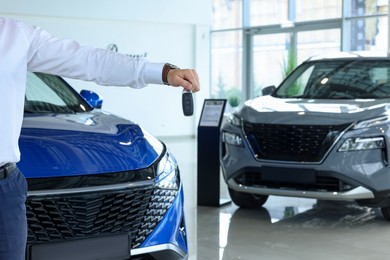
[19,72,187,260]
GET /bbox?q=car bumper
[227,178,374,201]
[26,180,188,260]
[134,184,188,259]
[221,133,390,205]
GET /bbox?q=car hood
[237,95,390,125]
[18,110,164,178]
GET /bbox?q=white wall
[0,0,212,137]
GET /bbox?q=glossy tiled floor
[161,137,390,260]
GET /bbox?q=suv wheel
[381,206,390,220]
[228,188,268,208]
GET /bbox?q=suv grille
[234,171,355,192]
[26,186,177,249]
[243,122,351,162]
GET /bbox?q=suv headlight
[338,136,385,152]
[155,150,179,190]
[222,131,243,146]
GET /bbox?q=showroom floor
[161,136,390,260]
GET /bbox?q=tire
[381,206,390,221]
[228,188,268,208]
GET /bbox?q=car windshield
[274,59,390,99]
[24,72,92,114]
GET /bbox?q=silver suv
[220,52,390,220]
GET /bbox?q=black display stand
[197,99,230,207]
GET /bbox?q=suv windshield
[274,59,390,99]
[24,72,92,114]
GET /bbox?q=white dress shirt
[0,17,165,166]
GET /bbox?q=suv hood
[238,95,390,125]
[18,110,163,178]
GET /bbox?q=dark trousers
[0,167,27,260]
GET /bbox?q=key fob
[182,89,194,116]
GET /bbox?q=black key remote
[182,89,194,116]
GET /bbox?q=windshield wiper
[24,106,76,114]
[24,108,53,114]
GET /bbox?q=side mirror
[80,90,103,109]
[262,85,276,96]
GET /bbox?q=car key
[182,89,194,116]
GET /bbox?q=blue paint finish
[18,111,163,178]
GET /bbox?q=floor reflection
[161,137,390,260]
[196,197,388,260]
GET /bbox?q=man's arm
[22,20,199,90]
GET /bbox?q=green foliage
[212,75,242,107]
[282,50,297,79]
[212,76,227,98]
[227,88,242,107]
[282,50,300,96]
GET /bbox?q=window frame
[211,0,390,101]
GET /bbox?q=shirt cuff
[144,62,165,85]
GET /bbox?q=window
[211,30,242,108]
[212,0,242,30]
[211,0,389,102]
[252,33,291,95]
[297,29,341,62]
[275,60,390,99]
[296,0,342,21]
[25,72,89,113]
[346,0,388,51]
[276,64,314,97]
[249,0,289,26]
[25,73,66,106]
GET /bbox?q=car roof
[305,51,390,62]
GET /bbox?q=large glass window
[212,0,242,30]
[296,0,342,21]
[211,0,389,105]
[251,28,341,97]
[211,31,242,109]
[249,0,289,26]
[351,0,388,16]
[252,33,290,96]
[347,0,388,51]
[297,29,341,62]
[348,16,388,51]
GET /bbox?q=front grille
[243,122,351,162]
[26,186,178,249]
[234,172,355,192]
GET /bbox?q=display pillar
[197,99,230,207]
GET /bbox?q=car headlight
[222,131,243,146]
[338,136,385,152]
[227,114,242,127]
[155,150,179,190]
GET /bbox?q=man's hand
[167,69,200,93]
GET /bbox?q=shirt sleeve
[22,22,164,88]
